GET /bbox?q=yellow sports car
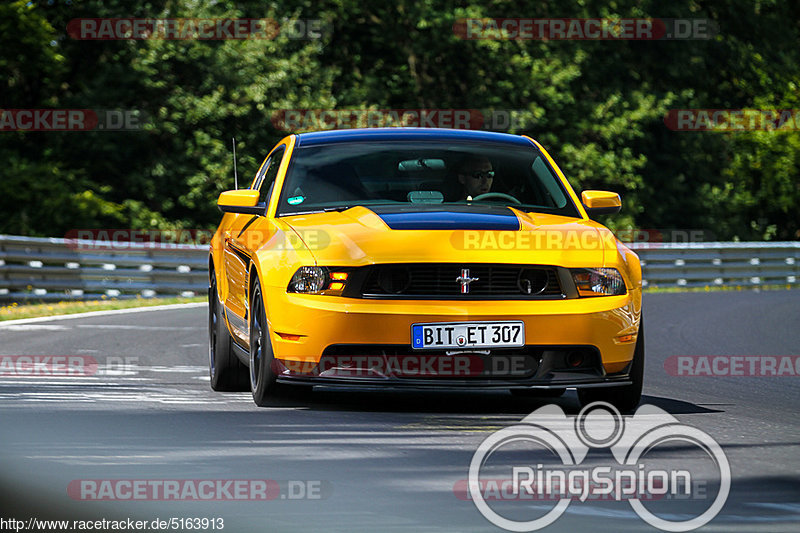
[208,128,643,410]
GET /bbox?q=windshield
[277,140,581,217]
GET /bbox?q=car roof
[294,128,535,147]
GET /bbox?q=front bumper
[277,376,633,390]
[264,286,641,387]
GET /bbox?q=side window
[532,156,567,208]
[252,157,271,191]
[253,146,285,205]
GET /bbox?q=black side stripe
[237,216,258,239]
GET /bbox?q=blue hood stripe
[375,210,521,230]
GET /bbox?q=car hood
[281,205,612,267]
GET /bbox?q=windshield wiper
[284,206,352,216]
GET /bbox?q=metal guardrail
[0,234,208,301]
[628,241,799,289]
[0,235,797,301]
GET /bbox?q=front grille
[359,264,564,299]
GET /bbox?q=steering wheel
[471,192,522,205]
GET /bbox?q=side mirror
[581,190,621,217]
[217,190,264,215]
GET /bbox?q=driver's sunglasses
[466,170,495,180]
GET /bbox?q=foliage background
[1,0,798,240]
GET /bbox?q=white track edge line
[0,302,207,327]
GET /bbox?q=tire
[208,272,249,392]
[511,388,566,398]
[249,280,279,406]
[578,320,644,413]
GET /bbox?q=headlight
[288,266,350,295]
[571,268,626,297]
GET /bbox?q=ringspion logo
[467,402,729,531]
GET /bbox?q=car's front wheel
[578,320,644,413]
[208,272,249,392]
[249,279,279,406]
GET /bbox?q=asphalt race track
[0,291,798,532]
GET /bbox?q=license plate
[411,321,525,350]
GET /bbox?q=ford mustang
[208,128,643,410]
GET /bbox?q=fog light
[517,268,549,295]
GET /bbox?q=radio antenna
[232,137,238,189]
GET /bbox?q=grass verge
[643,284,797,293]
[0,296,206,321]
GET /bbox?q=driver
[456,155,494,200]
